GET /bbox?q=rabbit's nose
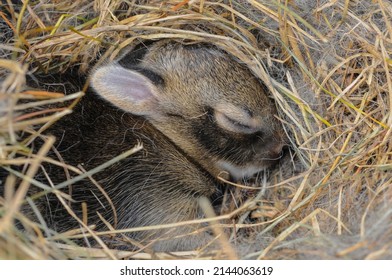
[270,142,285,159]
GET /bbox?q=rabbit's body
[24,41,284,251]
[39,90,216,251]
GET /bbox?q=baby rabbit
[28,41,285,251]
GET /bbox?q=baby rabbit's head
[91,42,284,180]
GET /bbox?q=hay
[1,0,392,259]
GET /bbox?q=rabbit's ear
[90,64,163,117]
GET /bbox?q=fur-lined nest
[1,0,391,259]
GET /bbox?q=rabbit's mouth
[215,145,284,181]
[216,160,272,181]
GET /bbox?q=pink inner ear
[91,64,160,116]
[103,66,155,103]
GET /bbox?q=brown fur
[25,41,284,251]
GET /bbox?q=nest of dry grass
[1,0,392,259]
